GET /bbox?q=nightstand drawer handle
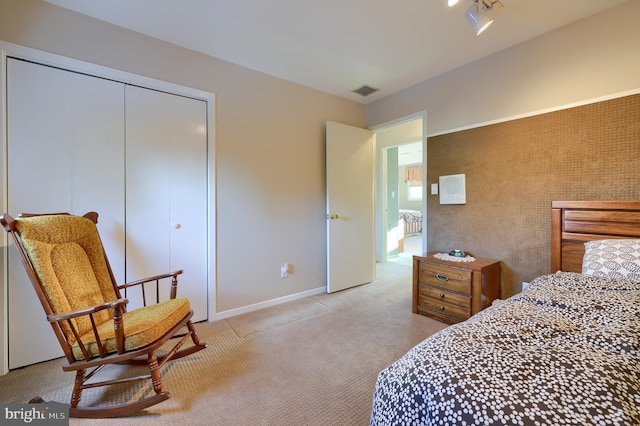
[439,293,445,299]
[436,274,449,282]
[440,305,446,311]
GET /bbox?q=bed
[371,201,640,425]
[399,209,423,236]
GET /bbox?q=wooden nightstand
[412,251,501,324]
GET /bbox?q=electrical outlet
[281,263,289,278]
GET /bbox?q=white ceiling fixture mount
[449,0,505,36]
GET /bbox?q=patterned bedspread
[399,209,422,224]
[399,210,422,236]
[370,272,640,425]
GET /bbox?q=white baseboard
[210,286,326,321]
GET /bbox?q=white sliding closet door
[6,58,125,369]
[125,86,208,322]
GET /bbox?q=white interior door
[6,58,125,368]
[326,121,375,293]
[125,86,208,322]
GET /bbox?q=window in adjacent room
[408,181,423,200]
[404,165,423,200]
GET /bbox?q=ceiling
[398,142,422,166]
[43,0,627,104]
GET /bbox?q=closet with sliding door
[3,52,211,370]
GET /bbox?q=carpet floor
[0,261,447,426]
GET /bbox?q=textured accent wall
[427,94,640,297]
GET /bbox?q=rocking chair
[1,211,207,418]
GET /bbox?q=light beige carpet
[0,261,447,425]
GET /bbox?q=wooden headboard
[551,201,640,273]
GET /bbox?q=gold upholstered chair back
[14,213,119,343]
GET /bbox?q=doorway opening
[372,112,427,266]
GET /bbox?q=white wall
[365,1,640,134]
[0,0,365,326]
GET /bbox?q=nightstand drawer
[418,262,472,294]
[419,284,470,309]
[418,295,470,318]
[417,305,466,323]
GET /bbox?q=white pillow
[582,239,640,281]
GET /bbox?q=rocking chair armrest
[117,270,184,290]
[46,298,129,323]
[118,270,184,300]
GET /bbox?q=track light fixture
[448,0,504,36]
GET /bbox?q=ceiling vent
[352,85,379,97]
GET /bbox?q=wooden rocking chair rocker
[1,211,207,418]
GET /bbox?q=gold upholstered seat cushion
[72,297,192,361]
